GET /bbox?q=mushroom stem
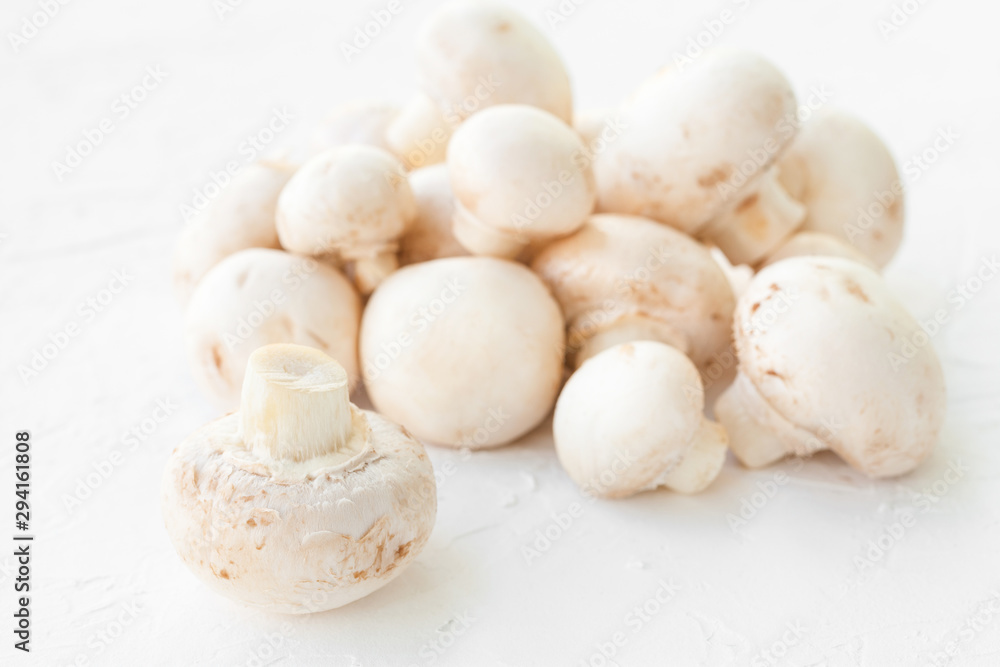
[240,344,353,461]
[657,419,728,494]
[714,371,825,468]
[353,251,399,295]
[703,167,806,266]
[570,314,688,369]
[452,203,526,259]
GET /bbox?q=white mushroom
[173,160,296,305]
[414,0,573,123]
[447,104,596,258]
[162,344,436,613]
[554,341,728,498]
[384,93,454,170]
[594,51,799,237]
[398,164,468,266]
[309,101,400,156]
[761,231,877,270]
[184,248,361,411]
[530,214,735,370]
[276,146,416,294]
[715,256,946,477]
[360,257,564,448]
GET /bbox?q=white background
[2,0,1000,665]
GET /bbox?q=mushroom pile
[165,0,946,611]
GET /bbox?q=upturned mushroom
[707,108,905,268]
[555,341,728,498]
[398,164,468,266]
[594,50,799,237]
[162,344,437,613]
[185,248,361,411]
[447,104,596,257]
[173,160,296,305]
[715,256,946,477]
[276,145,416,294]
[361,256,564,448]
[531,214,735,369]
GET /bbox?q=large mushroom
[360,256,564,448]
[184,248,361,411]
[531,214,735,370]
[715,256,946,477]
[162,344,437,613]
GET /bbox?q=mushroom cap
[173,160,295,305]
[553,341,705,499]
[762,231,877,270]
[384,93,453,170]
[276,146,416,259]
[777,108,904,267]
[416,1,572,123]
[398,164,468,266]
[730,256,945,477]
[161,407,436,613]
[530,214,735,368]
[360,256,565,448]
[184,248,361,410]
[309,101,399,156]
[594,51,798,235]
[447,104,596,241]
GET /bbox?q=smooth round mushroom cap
[762,231,877,270]
[162,346,435,613]
[554,341,705,499]
[276,146,416,259]
[724,256,945,477]
[173,160,295,305]
[777,108,904,267]
[184,248,361,411]
[398,164,468,266]
[594,51,798,235]
[448,104,596,243]
[309,101,399,156]
[416,1,572,123]
[360,256,565,448]
[384,93,453,170]
[531,214,735,368]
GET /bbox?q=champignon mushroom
[384,93,454,170]
[162,343,436,613]
[760,231,877,270]
[447,104,596,258]
[530,214,735,369]
[276,146,416,294]
[594,51,799,237]
[398,164,468,266]
[173,160,296,305]
[309,100,400,156]
[185,248,361,411]
[360,256,564,448]
[415,0,573,124]
[554,341,728,498]
[715,256,946,477]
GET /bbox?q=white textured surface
[2,0,1000,665]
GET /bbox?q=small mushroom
[415,1,573,124]
[398,164,469,266]
[594,51,799,237]
[447,104,596,257]
[530,214,735,369]
[384,93,454,170]
[309,100,399,156]
[761,231,877,270]
[162,344,436,613]
[173,160,296,305]
[276,146,416,294]
[185,248,361,411]
[715,256,946,477]
[554,341,728,498]
[360,256,564,448]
